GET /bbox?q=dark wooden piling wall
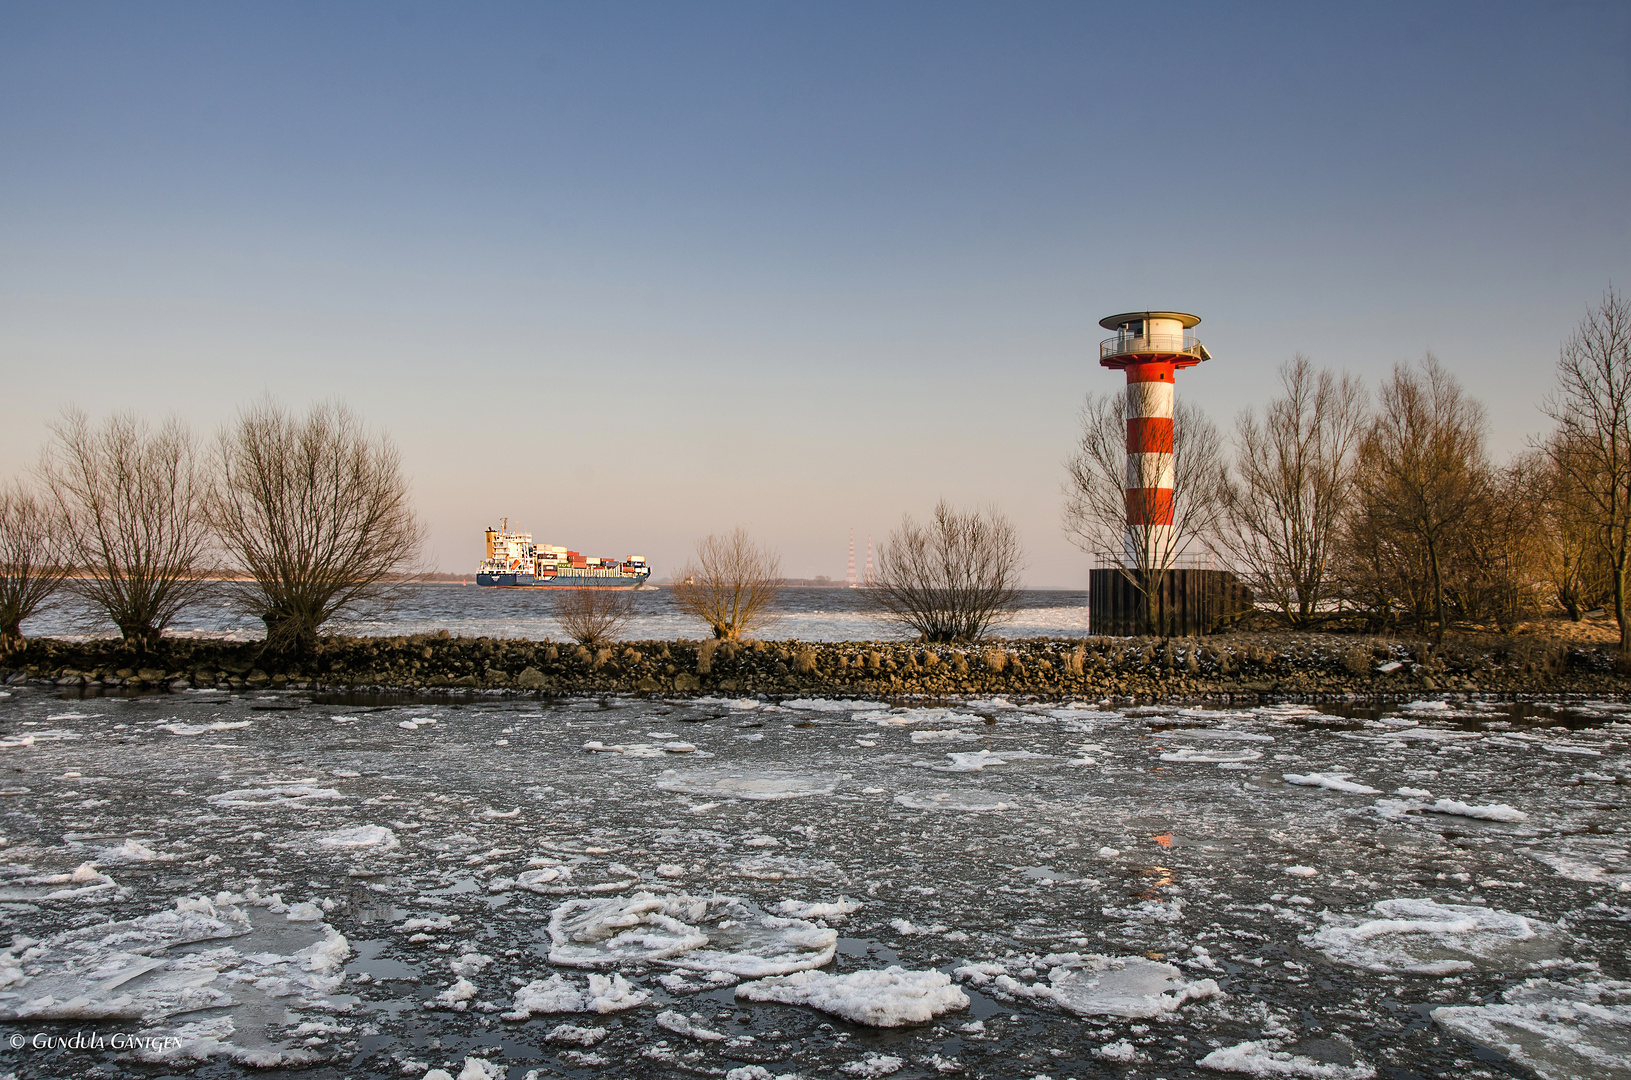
[1089,568,1254,636]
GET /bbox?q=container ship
[477,520,651,589]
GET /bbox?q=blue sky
[3,2,1628,584]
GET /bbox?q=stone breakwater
[1,632,1622,699]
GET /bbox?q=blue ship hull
[477,572,648,589]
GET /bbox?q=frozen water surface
[0,687,1626,1077]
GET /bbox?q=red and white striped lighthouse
[1097,311,1210,566]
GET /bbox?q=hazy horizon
[3,3,1627,586]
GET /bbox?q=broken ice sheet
[1303,899,1565,975]
[546,892,837,976]
[0,896,351,1066]
[1431,978,1631,1080]
[985,965,1219,1024]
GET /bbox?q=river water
[0,686,1625,1077]
[24,585,1094,643]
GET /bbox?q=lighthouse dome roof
[1099,311,1201,330]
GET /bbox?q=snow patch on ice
[774,896,861,922]
[1161,747,1263,763]
[736,966,969,1026]
[504,972,649,1018]
[1422,799,1528,823]
[1283,772,1380,794]
[1197,1040,1376,1078]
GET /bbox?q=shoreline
[3,631,1624,701]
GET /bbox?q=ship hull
[477,572,649,589]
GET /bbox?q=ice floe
[1161,747,1264,763]
[914,749,1050,771]
[1422,799,1528,822]
[206,784,345,808]
[0,895,349,1066]
[313,825,399,849]
[774,896,861,921]
[1283,772,1380,794]
[656,769,848,800]
[893,790,1018,811]
[781,698,889,712]
[1303,899,1563,975]
[982,955,1220,1018]
[735,966,969,1026]
[546,892,837,976]
[161,721,252,736]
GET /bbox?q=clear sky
[3,2,1628,585]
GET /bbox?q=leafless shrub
[38,409,212,650]
[871,500,1024,643]
[552,586,636,646]
[1064,393,1229,633]
[211,401,422,653]
[1224,355,1365,625]
[672,528,782,641]
[1541,287,1631,658]
[0,481,68,652]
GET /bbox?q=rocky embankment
[1,632,1623,699]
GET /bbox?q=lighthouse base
[1089,568,1254,637]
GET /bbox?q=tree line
[0,401,421,654]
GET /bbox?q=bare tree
[671,528,782,640]
[871,500,1024,643]
[1063,393,1229,633]
[1541,288,1631,658]
[553,586,636,646]
[1352,356,1490,643]
[38,409,212,650]
[211,401,423,652]
[1223,355,1365,625]
[0,481,68,653]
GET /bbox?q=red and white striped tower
[1097,311,1210,567]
